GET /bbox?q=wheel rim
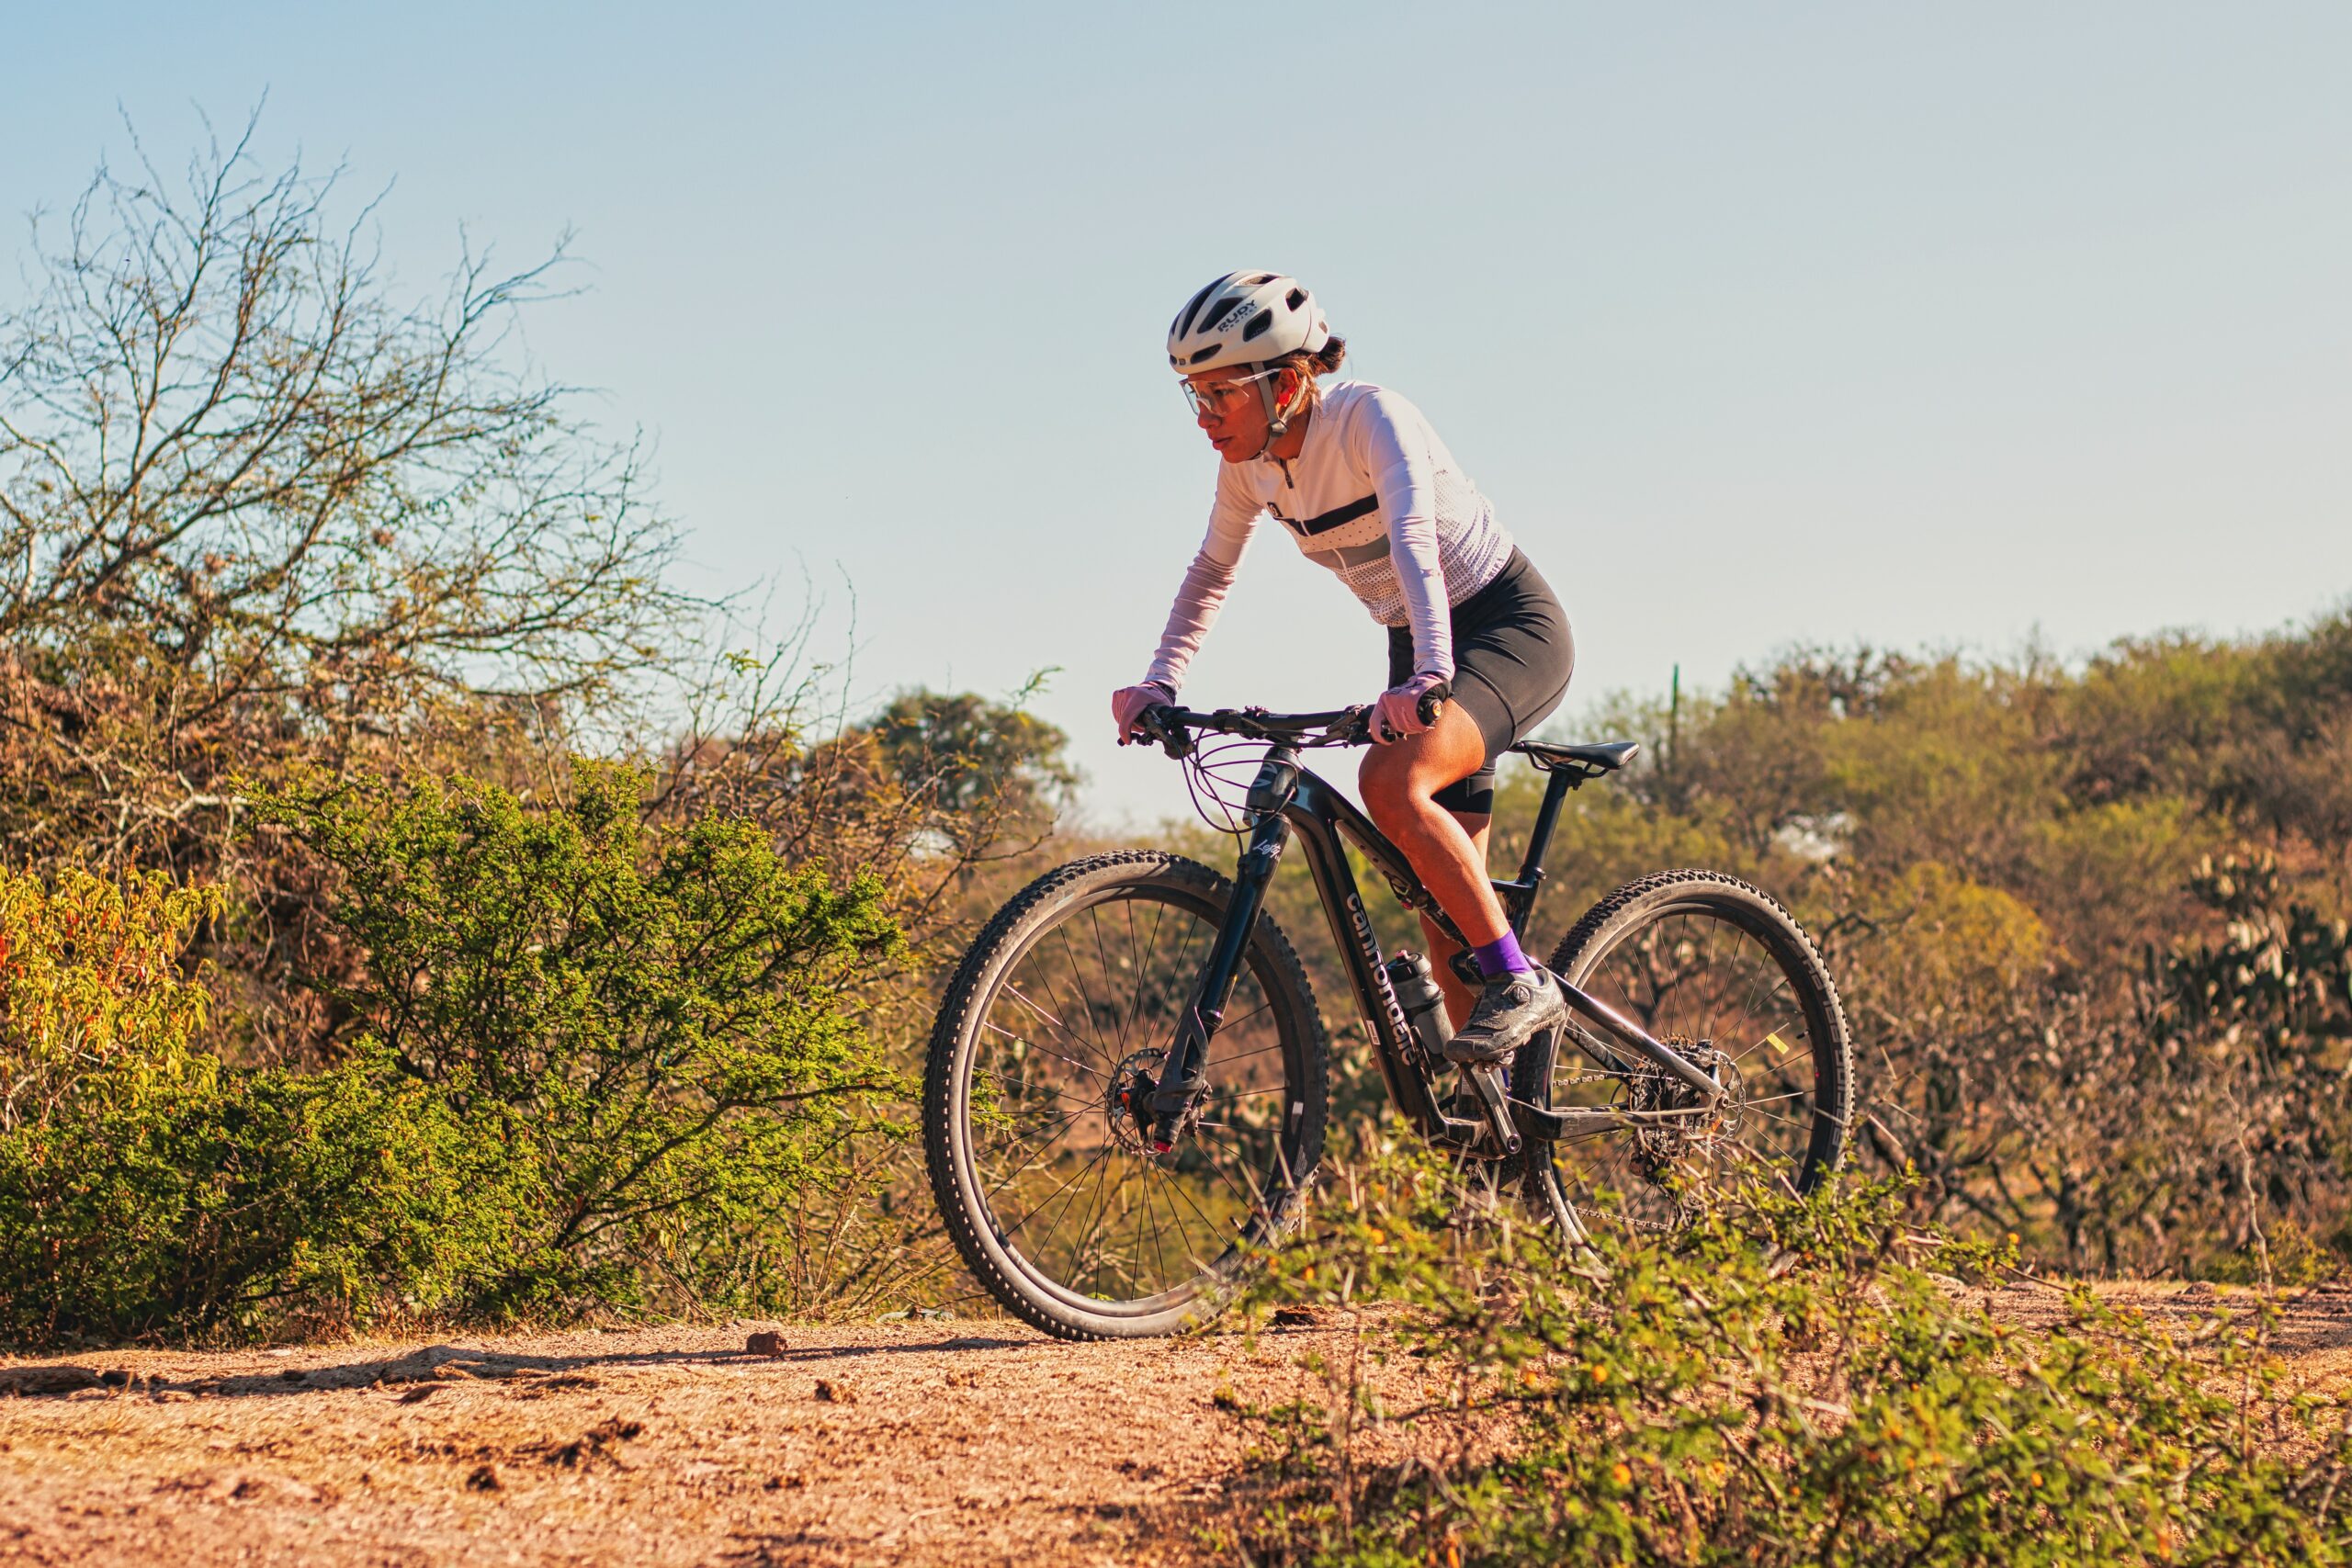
[1546,898,1839,1232]
[959,884,1306,1314]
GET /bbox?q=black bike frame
[1148,740,1727,1152]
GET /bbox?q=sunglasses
[1180,367,1283,419]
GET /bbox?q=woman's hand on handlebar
[1371,674,1451,744]
[1112,681,1176,745]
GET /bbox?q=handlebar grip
[1416,681,1453,727]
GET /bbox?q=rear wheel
[1514,870,1852,1234]
[924,852,1329,1340]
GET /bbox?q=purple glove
[1372,673,1449,744]
[1113,682,1176,745]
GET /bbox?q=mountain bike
[923,701,1852,1340]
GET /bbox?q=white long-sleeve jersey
[1141,381,1514,693]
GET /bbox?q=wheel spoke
[995,988,1113,1075]
[980,1103,1097,1204]
[1539,881,1847,1237]
[1001,1144,1118,1243]
[948,864,1321,1320]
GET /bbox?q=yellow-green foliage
[0,867,501,1345]
[0,867,224,1122]
[0,761,910,1348]
[1226,1154,2352,1566]
[1857,863,2051,1017]
[2029,797,2221,968]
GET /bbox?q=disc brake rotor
[1553,1038,1748,1231]
[1108,1048,1204,1157]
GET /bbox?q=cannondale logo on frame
[1347,894,1412,1043]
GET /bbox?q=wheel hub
[1625,1038,1744,1182]
[1109,1048,1198,1156]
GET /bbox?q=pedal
[1462,1064,1523,1156]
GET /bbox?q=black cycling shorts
[1385,548,1575,817]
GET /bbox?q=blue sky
[7,3,2348,822]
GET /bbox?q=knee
[1358,751,1434,824]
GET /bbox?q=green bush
[1222,1154,2352,1566]
[1536,624,2352,1276]
[1,760,909,1346]
[0,869,503,1344]
[251,759,904,1318]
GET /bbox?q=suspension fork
[1146,804,1291,1150]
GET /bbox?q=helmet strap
[1255,367,1306,457]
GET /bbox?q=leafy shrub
[1555,625,2352,1275]
[0,864,222,1118]
[0,868,502,1344]
[1222,1153,2352,1566]
[250,759,904,1318]
[2,756,912,1346]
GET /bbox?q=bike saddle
[1510,739,1640,777]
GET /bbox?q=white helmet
[1166,270,1330,375]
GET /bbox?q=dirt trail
[0,1318,1351,1567]
[5,1282,2350,1567]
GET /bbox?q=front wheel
[924,852,1330,1340]
[1515,870,1853,1235]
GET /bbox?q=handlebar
[1137,682,1451,758]
[1139,705,1363,756]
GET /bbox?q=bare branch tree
[0,112,703,1055]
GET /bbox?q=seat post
[1490,768,1581,939]
[1517,768,1578,887]
[1494,739,1634,934]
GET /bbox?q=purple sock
[1472,931,1535,980]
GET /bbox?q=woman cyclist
[1113,269,1577,1066]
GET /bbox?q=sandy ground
[0,1316,1353,1568]
[1984,1277,2352,1389]
[5,1281,2350,1567]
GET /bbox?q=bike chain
[1536,1064,1707,1235]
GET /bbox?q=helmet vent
[1173,282,1219,339]
[1165,271,1324,376]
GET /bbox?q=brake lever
[1144,705,1194,760]
[1323,705,1374,745]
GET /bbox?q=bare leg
[1359,703,1510,1027]
[1414,814,1491,1030]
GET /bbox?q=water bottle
[1383,949,1452,1063]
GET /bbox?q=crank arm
[1461,1064,1523,1157]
